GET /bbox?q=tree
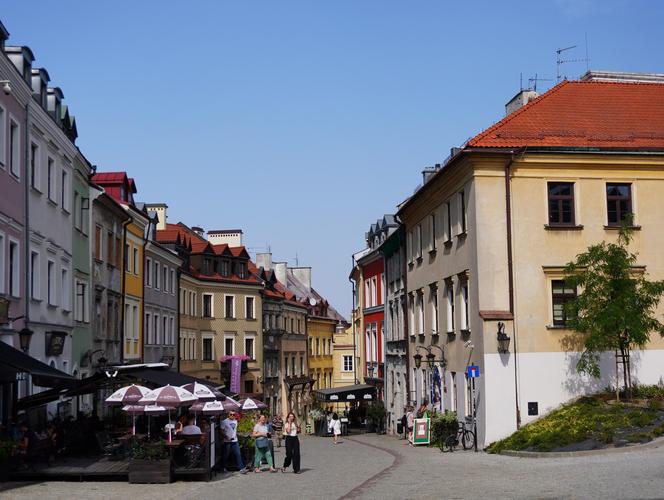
[564,219,664,400]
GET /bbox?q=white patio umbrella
[180,382,223,401]
[143,405,169,438]
[139,385,197,442]
[122,405,145,436]
[105,384,151,405]
[237,397,267,411]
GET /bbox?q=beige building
[154,215,263,394]
[398,76,664,446]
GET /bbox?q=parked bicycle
[441,416,475,452]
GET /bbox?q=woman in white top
[329,413,342,444]
[281,412,301,473]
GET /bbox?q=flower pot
[128,458,172,484]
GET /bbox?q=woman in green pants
[252,414,277,472]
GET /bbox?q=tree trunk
[615,350,620,402]
[620,344,630,400]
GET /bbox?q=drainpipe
[398,224,410,408]
[23,100,30,333]
[349,256,358,385]
[504,149,523,428]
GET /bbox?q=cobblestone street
[2,433,664,500]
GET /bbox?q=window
[431,285,439,334]
[47,260,55,305]
[61,268,70,311]
[203,293,213,318]
[244,380,254,394]
[61,170,68,211]
[459,191,467,233]
[94,226,103,261]
[246,296,255,319]
[371,276,377,306]
[145,312,152,344]
[124,243,130,273]
[445,201,452,242]
[364,279,371,308]
[416,292,424,335]
[343,355,353,372]
[429,214,437,251]
[245,334,255,359]
[237,262,247,279]
[224,336,234,356]
[30,142,40,190]
[163,316,167,344]
[460,281,469,331]
[290,318,294,333]
[163,266,168,293]
[225,295,235,318]
[220,260,230,277]
[9,240,19,297]
[169,317,175,345]
[115,237,122,268]
[300,356,304,376]
[133,248,138,275]
[9,120,19,177]
[0,106,5,168]
[47,157,55,201]
[203,338,213,361]
[408,294,415,336]
[407,231,413,263]
[291,357,296,377]
[548,182,575,226]
[30,251,40,300]
[170,269,175,294]
[606,183,632,226]
[415,224,422,259]
[446,282,455,333]
[552,280,576,327]
[0,233,4,294]
[153,314,159,345]
[107,232,114,266]
[145,258,152,286]
[75,281,87,322]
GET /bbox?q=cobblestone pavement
[2,433,664,499]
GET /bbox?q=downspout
[400,225,410,408]
[504,149,521,428]
[349,256,358,385]
[23,100,30,330]
[120,218,131,364]
[176,267,181,372]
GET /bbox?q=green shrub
[430,411,458,448]
[629,385,664,400]
[237,413,257,450]
[130,440,169,461]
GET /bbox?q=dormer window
[120,185,126,201]
[237,262,247,279]
[221,260,230,277]
[203,258,212,275]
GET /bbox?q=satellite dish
[309,297,317,306]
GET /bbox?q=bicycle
[441,417,475,452]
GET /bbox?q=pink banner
[230,357,242,394]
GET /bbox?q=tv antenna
[528,73,553,93]
[556,44,590,82]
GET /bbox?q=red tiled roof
[468,81,664,149]
[91,172,127,183]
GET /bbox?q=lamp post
[412,345,445,412]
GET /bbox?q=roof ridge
[468,80,571,147]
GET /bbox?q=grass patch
[487,391,664,453]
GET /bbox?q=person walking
[281,412,301,473]
[406,406,414,446]
[328,413,342,445]
[272,414,284,448]
[252,414,277,472]
[220,412,249,474]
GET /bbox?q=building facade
[141,206,181,368]
[155,215,263,394]
[398,77,664,447]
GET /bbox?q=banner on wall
[230,357,242,394]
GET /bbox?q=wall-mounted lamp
[497,321,511,353]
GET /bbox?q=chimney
[273,262,287,286]
[207,229,243,247]
[505,89,538,116]
[191,226,205,238]
[144,203,168,230]
[47,87,64,125]
[256,252,273,271]
[291,267,312,291]
[422,164,441,184]
[580,70,664,83]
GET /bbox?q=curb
[499,436,664,458]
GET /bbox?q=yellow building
[332,325,357,388]
[308,317,336,390]
[397,75,664,447]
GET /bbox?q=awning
[0,341,74,387]
[314,384,377,402]
[126,367,223,389]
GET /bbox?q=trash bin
[397,422,403,435]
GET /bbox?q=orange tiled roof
[468,81,664,149]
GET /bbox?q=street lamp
[412,344,445,368]
[496,322,511,353]
[413,353,423,369]
[18,327,33,353]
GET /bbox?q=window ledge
[408,262,414,269]
[546,324,571,330]
[431,330,439,336]
[604,225,641,231]
[443,240,453,248]
[61,207,70,215]
[446,331,456,337]
[47,198,58,207]
[31,186,42,195]
[30,298,42,304]
[460,329,471,336]
[416,256,423,264]
[457,231,467,239]
[428,248,437,256]
[47,303,57,309]
[544,224,584,231]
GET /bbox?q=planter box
[128,458,172,484]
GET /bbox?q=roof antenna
[528,73,553,93]
[585,32,590,72]
[556,44,590,82]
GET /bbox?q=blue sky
[3,1,663,316]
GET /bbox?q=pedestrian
[400,409,408,440]
[181,415,202,435]
[252,414,277,472]
[328,413,342,445]
[220,411,249,474]
[406,406,414,446]
[281,412,301,474]
[272,414,284,448]
[417,399,429,419]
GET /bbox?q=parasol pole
[132,414,136,436]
